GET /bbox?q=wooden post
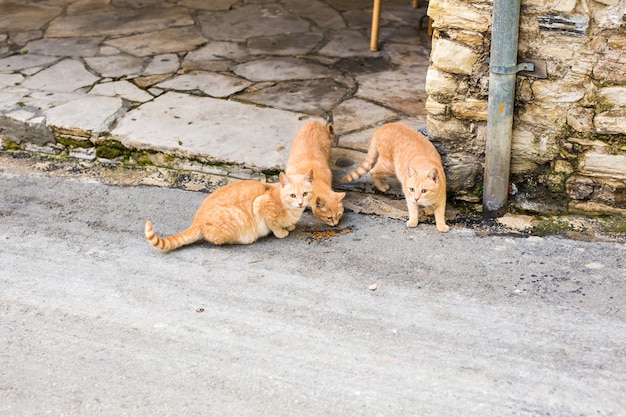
[370,0,382,52]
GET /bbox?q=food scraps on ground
[296,226,354,243]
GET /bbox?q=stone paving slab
[46,7,194,38]
[156,72,252,98]
[0,0,432,180]
[112,92,325,170]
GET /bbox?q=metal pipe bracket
[491,62,534,75]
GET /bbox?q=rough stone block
[593,58,626,83]
[511,128,560,173]
[581,151,626,179]
[531,78,586,103]
[569,201,626,216]
[538,13,590,37]
[0,114,55,146]
[425,97,447,115]
[518,104,566,129]
[69,147,96,161]
[607,33,626,49]
[23,142,64,155]
[566,175,595,200]
[599,86,626,107]
[430,38,479,75]
[553,0,577,12]
[567,176,626,211]
[428,0,491,32]
[444,158,481,193]
[426,116,472,142]
[566,107,594,133]
[594,109,626,134]
[425,67,459,98]
[450,99,488,121]
[593,0,620,6]
[449,30,485,47]
[554,159,574,175]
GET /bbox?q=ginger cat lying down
[145,171,313,251]
[342,122,449,233]
[286,121,345,226]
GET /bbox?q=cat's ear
[326,123,335,138]
[279,172,289,188]
[336,192,346,202]
[315,197,325,208]
[305,169,314,184]
[407,165,417,178]
[428,167,439,183]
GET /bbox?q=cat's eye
[303,192,309,196]
[290,193,296,198]
[421,189,428,193]
[409,187,415,192]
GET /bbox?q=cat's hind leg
[370,164,390,192]
[370,158,398,192]
[371,174,390,192]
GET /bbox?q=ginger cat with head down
[342,122,449,232]
[286,121,345,226]
[145,171,313,251]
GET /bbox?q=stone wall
[426,0,626,215]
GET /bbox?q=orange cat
[341,122,449,232]
[286,121,345,226]
[145,171,314,250]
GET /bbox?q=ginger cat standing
[145,171,314,251]
[341,122,449,232]
[286,121,345,226]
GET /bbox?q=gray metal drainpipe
[483,0,531,218]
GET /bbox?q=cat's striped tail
[145,220,203,251]
[341,140,379,183]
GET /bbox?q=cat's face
[312,192,346,226]
[404,166,441,206]
[279,170,314,209]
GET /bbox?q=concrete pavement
[1,168,625,416]
[0,0,431,180]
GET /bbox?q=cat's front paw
[286,224,296,231]
[437,223,450,233]
[273,228,289,238]
[406,219,419,228]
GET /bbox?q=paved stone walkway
[0,0,432,181]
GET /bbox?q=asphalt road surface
[1,167,625,416]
